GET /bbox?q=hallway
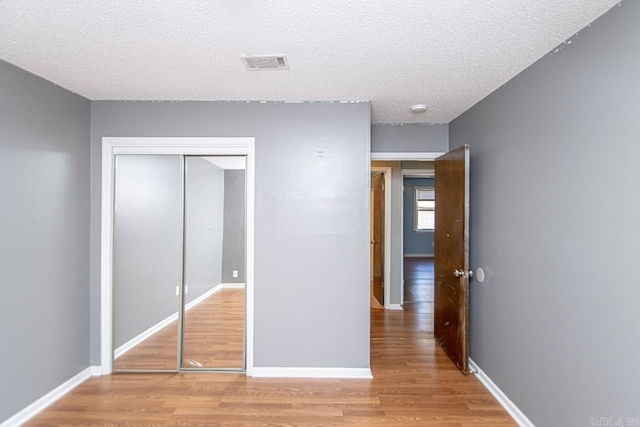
[403,257,435,314]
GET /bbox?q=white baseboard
[219,282,246,289]
[1,365,101,427]
[184,283,225,311]
[250,367,373,379]
[115,282,234,359]
[469,359,534,427]
[114,312,178,359]
[404,254,434,258]
[388,304,403,310]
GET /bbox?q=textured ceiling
[0,1,618,123]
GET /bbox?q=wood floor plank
[26,274,515,426]
[115,288,245,371]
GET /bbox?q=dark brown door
[434,145,471,374]
[371,173,385,306]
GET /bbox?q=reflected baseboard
[185,283,225,311]
[114,282,245,360]
[219,282,245,289]
[114,312,178,360]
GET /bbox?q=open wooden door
[371,173,385,306]
[434,145,471,374]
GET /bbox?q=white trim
[370,166,392,310]
[382,169,391,310]
[469,359,535,427]
[388,304,403,311]
[1,366,101,427]
[219,282,246,289]
[114,312,178,359]
[414,186,435,232]
[245,139,256,375]
[404,253,434,258]
[371,152,445,160]
[184,284,223,311]
[109,137,253,155]
[250,367,373,379]
[399,179,404,306]
[101,137,255,375]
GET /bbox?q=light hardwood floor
[27,291,515,426]
[403,257,435,314]
[115,288,245,371]
[182,288,245,370]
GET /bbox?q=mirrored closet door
[112,154,246,372]
[181,156,246,370]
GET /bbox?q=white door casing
[100,137,255,374]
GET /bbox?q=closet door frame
[100,137,255,375]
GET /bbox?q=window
[415,187,435,231]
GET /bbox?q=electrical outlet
[233,270,238,278]
[176,286,179,296]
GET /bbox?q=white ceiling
[0,1,618,124]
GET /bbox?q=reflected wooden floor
[183,288,245,369]
[28,297,515,426]
[115,288,244,371]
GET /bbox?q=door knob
[370,240,377,244]
[453,269,473,278]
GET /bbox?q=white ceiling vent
[241,54,289,71]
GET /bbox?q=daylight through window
[415,187,435,231]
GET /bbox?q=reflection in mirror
[182,156,246,370]
[113,155,182,371]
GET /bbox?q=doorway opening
[370,167,391,309]
[370,148,472,375]
[402,170,436,318]
[100,137,255,375]
[370,154,440,315]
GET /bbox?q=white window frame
[414,186,435,232]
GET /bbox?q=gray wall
[113,155,182,348]
[370,161,403,306]
[0,61,90,422]
[185,157,225,301]
[371,123,448,153]
[449,2,639,425]
[401,160,435,172]
[403,178,434,256]
[222,169,246,283]
[90,101,371,368]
